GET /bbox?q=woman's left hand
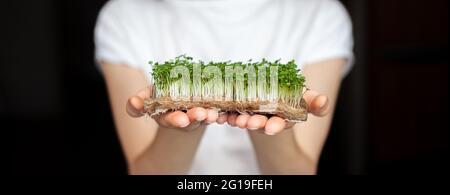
[226,89,329,135]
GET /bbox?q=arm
[102,63,225,174]
[229,59,345,174]
[104,58,342,174]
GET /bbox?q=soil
[144,97,308,122]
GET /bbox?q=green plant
[146,55,308,122]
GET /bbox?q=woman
[95,0,353,174]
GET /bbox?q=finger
[217,113,228,124]
[159,111,190,128]
[136,86,152,99]
[246,115,268,130]
[126,86,153,118]
[205,108,219,124]
[186,107,208,122]
[236,114,251,129]
[304,90,329,117]
[227,113,238,127]
[126,96,145,117]
[310,95,329,116]
[264,116,286,135]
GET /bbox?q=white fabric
[95,0,354,174]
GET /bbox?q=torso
[101,0,347,174]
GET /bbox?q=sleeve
[302,0,354,77]
[94,0,141,72]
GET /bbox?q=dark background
[6,0,448,175]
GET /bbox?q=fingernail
[196,115,204,121]
[248,127,258,130]
[180,123,189,128]
[177,119,190,128]
[265,131,275,135]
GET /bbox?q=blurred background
[6,0,448,175]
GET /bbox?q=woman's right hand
[126,86,228,131]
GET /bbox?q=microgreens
[150,55,306,107]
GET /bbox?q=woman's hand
[126,86,228,131]
[227,89,329,135]
[127,85,327,134]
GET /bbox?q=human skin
[101,58,344,174]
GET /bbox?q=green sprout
[150,55,306,107]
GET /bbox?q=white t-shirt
[95,0,353,174]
